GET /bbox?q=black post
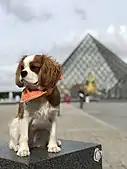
[80,98,84,109]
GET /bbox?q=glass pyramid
[58,34,127,99]
[108,74,127,99]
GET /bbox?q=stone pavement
[0,103,127,169]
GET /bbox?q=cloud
[105,25,127,61]
[0,0,53,22]
[0,0,87,65]
[74,8,86,20]
[107,25,115,34]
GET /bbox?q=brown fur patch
[38,55,62,89]
[15,55,27,87]
[46,86,60,107]
[16,102,24,119]
[29,55,42,74]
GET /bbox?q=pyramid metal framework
[108,74,127,99]
[58,34,127,99]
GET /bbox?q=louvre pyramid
[58,34,127,99]
[108,74,127,99]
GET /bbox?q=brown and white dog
[9,54,62,157]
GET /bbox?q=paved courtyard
[0,103,127,169]
[73,102,127,132]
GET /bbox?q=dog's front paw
[9,140,19,152]
[47,143,61,153]
[17,144,30,157]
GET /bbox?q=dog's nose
[21,70,28,78]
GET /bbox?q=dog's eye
[31,65,37,69]
[30,65,40,72]
[31,65,40,69]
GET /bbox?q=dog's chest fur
[24,96,58,130]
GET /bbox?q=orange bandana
[20,89,47,103]
[20,75,64,103]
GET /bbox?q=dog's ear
[38,55,62,89]
[15,55,27,87]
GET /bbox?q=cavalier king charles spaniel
[9,54,62,157]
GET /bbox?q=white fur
[9,118,19,152]
[9,97,61,157]
[20,55,38,84]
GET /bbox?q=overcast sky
[0,0,127,91]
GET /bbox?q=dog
[9,54,62,157]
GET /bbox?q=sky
[0,0,127,91]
